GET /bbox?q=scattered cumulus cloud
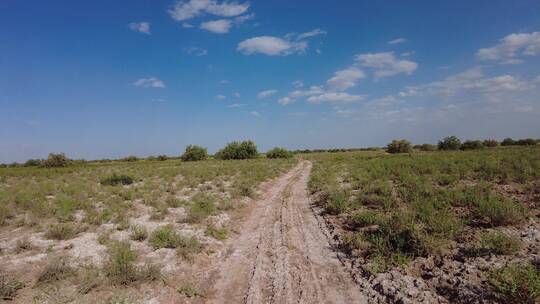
[307,92,364,104]
[185,46,208,56]
[169,0,249,21]
[133,77,165,88]
[356,52,418,78]
[250,111,261,117]
[388,37,407,45]
[296,28,327,40]
[237,36,307,56]
[200,19,232,33]
[257,89,278,99]
[129,22,151,34]
[476,32,540,64]
[326,67,366,91]
[292,80,304,88]
[227,103,245,108]
[216,94,226,100]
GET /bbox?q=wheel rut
[206,160,367,304]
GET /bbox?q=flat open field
[1,147,539,303]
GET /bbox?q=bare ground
[194,160,366,304]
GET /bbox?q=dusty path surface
[205,160,366,304]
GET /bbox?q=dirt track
[206,160,366,304]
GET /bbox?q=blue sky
[1,0,540,162]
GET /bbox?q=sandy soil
[196,160,366,304]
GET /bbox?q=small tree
[501,138,515,146]
[24,159,42,167]
[266,147,293,159]
[515,138,537,146]
[156,155,168,161]
[483,139,499,148]
[386,139,412,154]
[461,140,484,150]
[215,141,258,160]
[122,156,138,162]
[181,145,208,161]
[40,153,70,168]
[438,136,461,150]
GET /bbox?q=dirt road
[206,160,366,304]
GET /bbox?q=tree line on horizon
[1,136,538,168]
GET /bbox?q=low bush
[100,174,134,186]
[516,138,537,146]
[122,156,138,162]
[387,140,412,154]
[186,196,216,223]
[181,145,208,162]
[149,225,183,249]
[103,241,160,286]
[461,140,484,150]
[483,139,499,147]
[176,236,204,261]
[205,226,228,240]
[45,223,81,240]
[348,210,385,229]
[24,159,42,167]
[266,147,293,159]
[40,153,70,168]
[473,195,525,226]
[130,225,148,241]
[489,263,540,303]
[215,141,258,160]
[438,136,461,150]
[415,144,437,151]
[156,155,168,161]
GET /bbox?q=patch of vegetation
[215,140,258,160]
[472,194,525,227]
[414,144,438,151]
[0,271,24,300]
[438,136,461,150]
[40,153,70,168]
[45,223,82,240]
[37,256,74,284]
[149,225,184,249]
[100,174,134,186]
[181,145,208,161]
[467,231,521,256]
[178,281,203,298]
[205,225,228,240]
[76,265,101,295]
[387,139,412,154]
[489,263,540,303]
[461,140,484,150]
[130,225,148,241]
[103,241,160,286]
[266,147,293,159]
[177,236,204,261]
[483,139,499,147]
[186,196,216,223]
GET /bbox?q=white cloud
[237,36,307,56]
[307,92,364,104]
[133,77,165,88]
[356,52,418,78]
[250,111,261,117]
[292,80,304,88]
[401,51,415,57]
[277,97,293,105]
[234,13,255,24]
[216,94,226,100]
[476,32,540,64]
[227,103,245,108]
[129,22,151,35]
[169,0,249,21]
[220,80,229,85]
[234,92,241,98]
[257,89,278,99]
[185,46,208,56]
[277,85,325,105]
[327,67,365,91]
[182,22,194,28]
[388,37,407,45]
[296,28,326,40]
[200,19,232,34]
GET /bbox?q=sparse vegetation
[100,174,134,186]
[149,225,184,249]
[470,231,521,255]
[103,241,160,286]
[489,263,540,303]
[0,271,24,300]
[37,256,74,284]
[45,223,82,240]
[130,225,148,241]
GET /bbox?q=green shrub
[461,140,484,150]
[483,139,499,147]
[501,138,515,146]
[149,225,183,249]
[77,266,102,295]
[205,226,228,240]
[473,195,525,226]
[415,144,437,151]
[348,210,385,229]
[516,138,537,146]
[266,147,293,159]
[438,136,461,150]
[186,197,216,223]
[122,156,138,162]
[103,241,139,285]
[489,263,540,303]
[387,139,412,154]
[215,141,258,160]
[100,174,134,186]
[156,155,168,161]
[24,159,42,167]
[40,153,70,168]
[181,145,208,162]
[176,236,204,261]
